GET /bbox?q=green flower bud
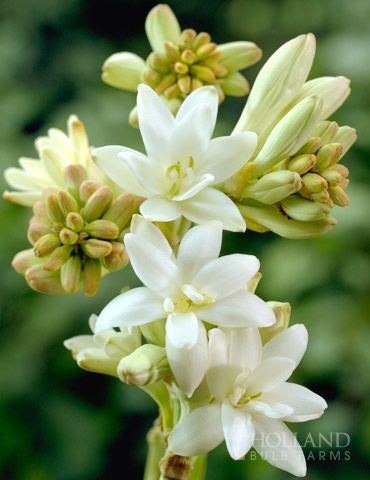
[315,143,343,170]
[145,4,181,54]
[320,167,343,186]
[301,172,328,193]
[140,319,166,347]
[102,242,129,271]
[147,51,170,73]
[80,238,112,258]
[58,191,79,216]
[242,170,301,204]
[329,185,350,206]
[117,344,169,386]
[84,219,119,240]
[260,302,291,345]
[334,126,357,156]
[33,233,60,257]
[218,41,262,71]
[27,222,53,245]
[45,193,65,225]
[313,121,338,144]
[102,52,146,91]
[43,244,74,271]
[129,106,139,128]
[25,264,67,295]
[82,186,113,222]
[79,180,102,203]
[64,164,88,200]
[60,255,82,293]
[12,248,44,274]
[221,72,250,96]
[84,258,101,297]
[76,348,120,377]
[65,212,84,232]
[280,195,330,221]
[297,137,323,155]
[155,72,177,94]
[59,228,79,245]
[286,153,316,175]
[98,331,140,358]
[67,115,90,166]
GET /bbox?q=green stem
[189,455,207,480]
[143,424,166,480]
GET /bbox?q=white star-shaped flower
[95,217,275,396]
[93,84,257,232]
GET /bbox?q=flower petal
[168,404,224,456]
[40,147,69,187]
[166,319,208,397]
[181,187,246,232]
[172,174,214,202]
[119,151,163,194]
[92,145,150,196]
[244,357,296,395]
[249,400,294,419]
[95,287,165,332]
[166,312,198,349]
[199,290,275,328]
[222,403,255,460]
[201,132,257,183]
[3,190,43,207]
[4,168,51,191]
[261,382,327,422]
[139,196,183,222]
[252,415,307,477]
[177,221,223,281]
[192,254,260,299]
[130,215,174,259]
[125,234,178,295]
[262,324,308,366]
[137,84,175,163]
[228,327,262,372]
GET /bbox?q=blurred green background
[1,0,369,479]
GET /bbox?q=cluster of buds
[101,4,261,126]
[12,164,138,296]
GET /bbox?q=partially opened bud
[260,302,291,344]
[145,4,181,54]
[76,348,119,377]
[335,126,357,156]
[102,52,146,91]
[117,344,169,386]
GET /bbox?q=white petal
[125,234,178,295]
[3,190,42,206]
[166,320,208,396]
[4,168,51,191]
[244,357,296,395]
[222,403,255,460]
[139,196,183,222]
[176,221,223,281]
[199,290,275,328]
[19,157,49,176]
[137,84,175,163]
[92,146,150,196]
[207,365,241,402]
[261,382,327,422]
[249,400,294,419]
[192,254,260,299]
[228,327,262,371]
[119,151,163,194]
[63,335,96,353]
[130,215,174,259]
[166,312,198,349]
[176,86,219,137]
[95,287,165,332]
[169,104,212,162]
[253,415,307,477]
[172,173,214,202]
[201,132,257,183]
[262,324,308,366]
[40,147,69,187]
[208,328,229,369]
[181,187,246,232]
[168,404,224,456]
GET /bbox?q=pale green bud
[59,228,79,245]
[196,42,218,61]
[84,258,101,297]
[315,143,343,170]
[12,248,44,274]
[237,202,337,239]
[25,264,67,295]
[33,200,51,225]
[58,190,79,216]
[221,72,250,96]
[218,41,262,71]
[320,167,343,187]
[329,185,350,206]
[98,331,140,358]
[190,31,209,50]
[254,96,323,176]
[84,219,119,240]
[190,65,215,83]
[129,106,139,128]
[63,164,87,199]
[103,192,138,230]
[33,233,60,257]
[117,344,169,386]
[291,76,350,122]
[45,193,65,225]
[334,126,357,156]
[301,172,328,193]
[81,238,112,258]
[61,255,82,293]
[234,33,316,135]
[297,137,323,155]
[145,4,181,54]
[313,121,338,144]
[67,115,90,166]
[280,195,330,221]
[82,186,113,222]
[79,180,101,203]
[43,244,74,271]
[76,348,119,377]
[65,212,84,232]
[155,72,177,94]
[102,242,129,271]
[102,52,146,91]
[243,170,301,204]
[260,302,291,345]
[286,154,316,175]
[27,222,53,245]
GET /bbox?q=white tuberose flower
[93,85,257,232]
[168,325,327,477]
[95,217,275,396]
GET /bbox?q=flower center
[164,284,215,314]
[236,391,262,407]
[165,156,196,198]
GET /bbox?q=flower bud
[254,96,323,176]
[315,143,343,170]
[63,164,88,196]
[223,162,256,197]
[82,186,113,222]
[155,72,177,94]
[218,41,262,71]
[320,167,342,186]
[301,173,328,193]
[297,137,323,155]
[84,258,101,297]
[45,193,65,225]
[58,191,79,216]
[334,126,357,156]
[33,200,50,225]
[190,65,215,83]
[99,331,140,358]
[140,319,166,347]
[260,302,291,345]
[103,192,138,230]
[243,170,302,204]
[76,348,119,377]
[117,344,169,386]
[280,195,330,221]
[81,239,112,258]
[25,264,66,295]
[145,4,181,54]
[286,154,316,175]
[27,222,53,245]
[12,249,44,274]
[33,233,60,257]
[102,52,146,91]
[142,68,162,88]
[164,41,181,62]
[59,228,79,245]
[313,121,338,144]
[43,244,74,271]
[102,242,129,271]
[68,115,90,166]
[329,185,350,206]
[147,52,170,73]
[221,72,250,96]
[191,31,211,50]
[65,212,84,232]
[79,180,102,203]
[61,254,82,293]
[129,106,139,128]
[84,219,119,240]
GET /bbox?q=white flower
[95,217,275,396]
[93,85,257,232]
[168,325,327,477]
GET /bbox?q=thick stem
[144,423,166,480]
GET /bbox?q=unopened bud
[142,68,161,88]
[243,170,301,204]
[102,242,129,271]
[286,154,316,175]
[191,78,203,91]
[196,42,217,60]
[33,201,50,225]
[140,319,166,347]
[59,228,79,245]
[190,65,215,83]
[281,195,330,221]
[61,254,82,293]
[34,233,60,257]
[129,106,139,128]
[173,61,189,75]
[65,212,84,232]
[334,126,357,156]
[316,143,343,170]
[43,244,74,271]
[27,222,53,245]
[12,249,43,274]
[97,331,140,358]
[79,180,102,203]
[58,191,79,216]
[301,173,328,193]
[117,344,169,386]
[297,137,323,155]
[145,4,181,55]
[164,41,181,62]
[192,31,211,50]
[83,258,101,297]
[102,52,145,91]
[164,83,181,99]
[155,72,177,94]
[221,72,250,96]
[223,162,256,197]
[81,238,112,258]
[218,41,262,71]
[25,264,66,295]
[76,348,119,376]
[103,192,138,230]
[329,185,350,206]
[320,167,342,186]
[178,75,191,94]
[260,302,291,344]
[84,219,119,240]
[147,52,170,74]
[46,193,65,225]
[313,121,338,144]
[64,164,87,199]
[83,186,113,222]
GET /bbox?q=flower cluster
[3,5,356,479]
